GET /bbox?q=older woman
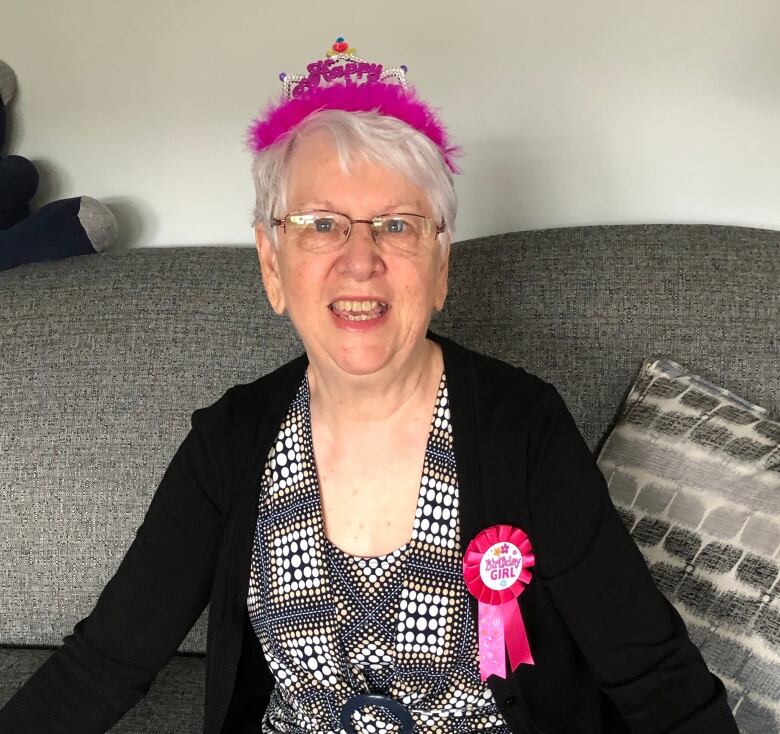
[1,41,738,734]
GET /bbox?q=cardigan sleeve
[0,405,227,734]
[526,382,738,733]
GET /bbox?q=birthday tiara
[247,38,460,174]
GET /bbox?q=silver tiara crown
[279,37,408,100]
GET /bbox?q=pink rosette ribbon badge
[463,524,535,680]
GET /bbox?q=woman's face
[255,129,450,379]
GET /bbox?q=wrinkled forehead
[283,128,434,217]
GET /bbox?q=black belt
[339,693,415,733]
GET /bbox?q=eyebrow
[294,201,422,214]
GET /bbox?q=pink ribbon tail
[501,599,535,669]
[478,602,506,681]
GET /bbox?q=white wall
[2,0,778,248]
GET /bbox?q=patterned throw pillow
[596,357,780,734]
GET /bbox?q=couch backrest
[1,223,777,654]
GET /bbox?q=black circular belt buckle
[339,693,415,733]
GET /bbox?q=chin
[330,344,393,377]
[302,320,432,378]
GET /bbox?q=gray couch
[1,224,777,733]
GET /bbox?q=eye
[384,218,407,234]
[314,217,336,233]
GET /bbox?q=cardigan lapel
[208,353,310,734]
[430,331,488,553]
[430,331,531,543]
[430,332,535,730]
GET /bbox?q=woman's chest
[316,450,423,557]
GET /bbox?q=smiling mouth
[329,299,389,321]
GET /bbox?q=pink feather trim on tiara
[246,82,461,174]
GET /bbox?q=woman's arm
[527,383,738,733]
[0,405,226,734]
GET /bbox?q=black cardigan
[0,333,737,734]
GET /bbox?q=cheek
[280,260,327,314]
[425,254,447,296]
[399,261,444,312]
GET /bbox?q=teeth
[329,299,388,321]
[331,299,386,311]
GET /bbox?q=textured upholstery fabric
[596,357,779,733]
[0,648,205,733]
[435,224,778,447]
[1,224,777,730]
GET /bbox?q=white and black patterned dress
[247,372,512,733]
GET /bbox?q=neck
[306,338,443,429]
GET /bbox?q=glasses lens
[374,214,435,253]
[286,211,349,251]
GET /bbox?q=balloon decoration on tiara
[247,38,461,173]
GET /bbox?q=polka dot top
[247,372,512,733]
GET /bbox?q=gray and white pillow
[597,357,779,734]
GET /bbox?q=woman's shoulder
[432,331,559,410]
[192,352,308,429]
[179,353,309,499]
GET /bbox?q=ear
[433,238,450,312]
[255,224,286,315]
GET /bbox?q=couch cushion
[596,357,780,734]
[435,223,779,448]
[0,647,205,733]
[1,248,302,652]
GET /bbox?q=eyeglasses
[271,210,446,255]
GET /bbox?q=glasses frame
[271,209,446,252]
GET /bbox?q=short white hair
[250,109,457,245]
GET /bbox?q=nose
[337,221,385,278]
